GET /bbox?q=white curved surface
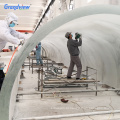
[42,14,120,88]
[0,5,120,120]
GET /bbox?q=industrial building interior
[1,0,120,120]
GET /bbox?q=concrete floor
[12,58,120,120]
[1,52,120,120]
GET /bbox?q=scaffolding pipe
[17,89,120,96]
[19,110,120,120]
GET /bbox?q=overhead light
[87,0,92,3]
[69,5,73,9]
[71,1,74,4]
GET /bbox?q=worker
[0,68,5,91]
[36,42,43,65]
[65,32,82,80]
[0,12,26,51]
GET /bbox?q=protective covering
[6,12,18,25]
[0,12,25,51]
[0,13,25,51]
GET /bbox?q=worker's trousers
[36,55,43,65]
[67,55,82,78]
[36,58,43,65]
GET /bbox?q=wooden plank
[43,83,89,87]
[48,78,75,81]
[44,80,99,84]
[31,65,46,68]
[46,80,98,82]
[48,78,97,81]
[49,78,75,81]
[43,58,51,60]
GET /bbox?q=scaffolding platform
[31,65,44,68]
[44,79,99,84]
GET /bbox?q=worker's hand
[18,41,22,46]
[19,39,25,45]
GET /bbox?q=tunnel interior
[42,14,120,88]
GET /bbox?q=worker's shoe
[76,78,83,80]
[67,76,72,79]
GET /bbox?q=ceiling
[0,0,50,31]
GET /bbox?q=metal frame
[17,89,120,96]
[32,65,98,98]
[85,66,98,95]
[25,48,99,98]
[43,66,98,95]
[37,66,44,98]
[23,46,47,71]
[17,60,120,98]
[18,110,120,120]
[18,57,120,99]
[18,49,119,98]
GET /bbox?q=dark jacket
[67,38,82,56]
[0,70,5,90]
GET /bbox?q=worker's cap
[12,20,18,25]
[6,12,18,24]
[65,32,72,38]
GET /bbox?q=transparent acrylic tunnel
[42,14,120,89]
[1,5,120,120]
